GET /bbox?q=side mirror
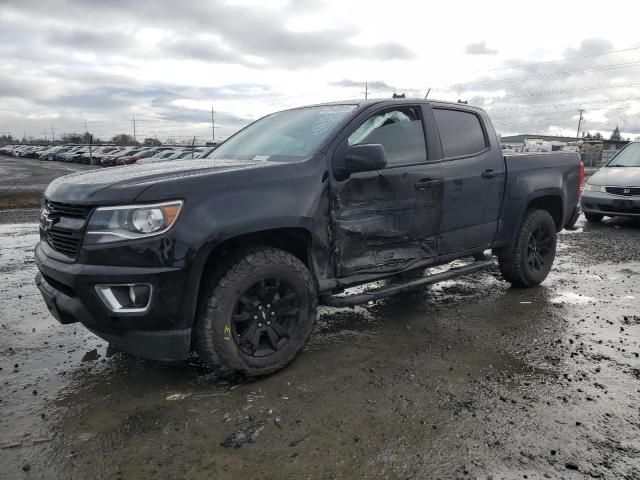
[344,144,387,174]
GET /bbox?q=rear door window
[433,108,487,158]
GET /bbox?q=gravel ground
[0,156,93,209]
[0,157,639,479]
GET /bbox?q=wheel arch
[525,192,564,231]
[202,227,313,272]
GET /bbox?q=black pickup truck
[35,99,582,376]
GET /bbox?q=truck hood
[589,166,640,187]
[45,158,277,204]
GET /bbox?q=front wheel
[584,212,604,223]
[498,209,557,288]
[195,247,317,378]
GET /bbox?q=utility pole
[576,109,584,139]
[211,106,215,142]
[132,115,137,144]
[364,81,368,100]
[51,124,55,143]
[85,121,93,163]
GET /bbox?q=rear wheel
[195,247,317,378]
[584,212,604,223]
[498,209,557,288]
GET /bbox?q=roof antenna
[392,93,405,99]
[424,88,431,99]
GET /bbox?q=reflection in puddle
[550,291,598,304]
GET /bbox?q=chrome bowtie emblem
[41,209,54,231]
[623,188,631,194]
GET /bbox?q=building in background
[500,134,630,166]
[500,134,581,153]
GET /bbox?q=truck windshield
[207,105,357,161]
[607,143,640,167]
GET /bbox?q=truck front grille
[46,200,92,218]
[42,200,92,258]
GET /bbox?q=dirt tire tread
[497,209,557,288]
[194,247,317,378]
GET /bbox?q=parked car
[20,146,46,158]
[35,99,581,377]
[136,149,194,165]
[40,146,69,160]
[54,146,84,162]
[581,141,640,222]
[100,147,142,167]
[115,147,173,166]
[79,146,118,165]
[35,146,61,159]
[61,147,91,162]
[195,147,217,158]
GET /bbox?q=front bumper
[581,191,640,217]
[34,243,192,361]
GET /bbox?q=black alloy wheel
[497,208,557,287]
[526,224,554,273]
[195,247,318,377]
[231,278,299,357]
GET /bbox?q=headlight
[583,183,605,193]
[85,200,183,244]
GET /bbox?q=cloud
[563,38,614,58]
[465,41,498,55]
[0,0,418,140]
[330,79,397,91]
[2,0,415,68]
[440,37,640,137]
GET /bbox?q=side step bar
[320,259,494,307]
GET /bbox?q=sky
[1,0,640,143]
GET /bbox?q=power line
[474,44,640,74]
[442,60,640,90]
[486,95,640,113]
[491,105,635,121]
[471,80,640,101]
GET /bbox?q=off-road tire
[584,212,604,223]
[195,247,317,378]
[498,209,557,288]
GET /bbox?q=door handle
[481,169,500,179]
[414,179,439,190]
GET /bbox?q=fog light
[129,285,150,307]
[95,284,152,313]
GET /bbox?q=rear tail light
[578,161,585,195]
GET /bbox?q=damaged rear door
[330,105,443,277]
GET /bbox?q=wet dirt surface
[1,161,639,479]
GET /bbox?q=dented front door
[331,164,443,277]
[330,105,443,278]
